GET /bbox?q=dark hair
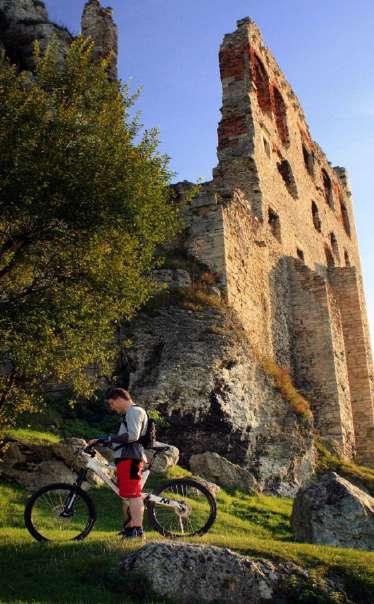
[105,387,131,401]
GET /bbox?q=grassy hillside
[0,431,373,603]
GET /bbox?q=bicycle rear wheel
[24,483,96,542]
[146,478,217,538]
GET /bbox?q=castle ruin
[178,18,374,466]
[1,2,373,471]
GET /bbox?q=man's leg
[127,496,144,528]
[121,499,131,527]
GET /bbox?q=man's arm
[110,407,144,444]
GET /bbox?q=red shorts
[116,459,144,498]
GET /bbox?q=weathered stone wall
[177,18,373,465]
[329,267,374,464]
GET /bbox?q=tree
[0,38,179,425]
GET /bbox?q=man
[88,387,148,539]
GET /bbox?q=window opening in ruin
[296,248,304,262]
[340,198,351,237]
[324,245,335,267]
[263,137,271,157]
[322,169,334,208]
[268,208,281,242]
[330,232,339,259]
[273,87,289,145]
[344,250,350,266]
[302,144,315,177]
[311,201,321,232]
[277,160,298,198]
[252,54,272,113]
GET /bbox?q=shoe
[118,527,138,539]
[117,526,145,539]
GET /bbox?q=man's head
[106,387,133,414]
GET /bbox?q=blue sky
[46,1,374,341]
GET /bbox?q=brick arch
[251,53,271,113]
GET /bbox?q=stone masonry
[177,19,374,466]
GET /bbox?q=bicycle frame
[78,450,187,514]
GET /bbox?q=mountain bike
[24,444,217,542]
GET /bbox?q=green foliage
[315,440,374,496]
[0,39,179,425]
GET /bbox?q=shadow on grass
[0,539,169,604]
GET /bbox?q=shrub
[261,357,313,425]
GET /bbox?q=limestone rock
[120,542,309,603]
[123,305,315,495]
[0,437,103,490]
[152,269,192,290]
[0,0,72,71]
[291,472,374,551]
[190,451,258,494]
[2,459,77,491]
[0,441,26,468]
[145,442,179,473]
[190,475,220,497]
[81,0,118,81]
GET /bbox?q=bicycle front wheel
[24,483,96,542]
[147,478,217,538]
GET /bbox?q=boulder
[190,451,259,494]
[145,442,179,473]
[2,459,77,491]
[291,472,374,551]
[120,542,311,603]
[190,475,220,497]
[0,437,105,491]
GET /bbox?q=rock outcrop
[0,0,72,70]
[291,472,374,550]
[119,542,341,603]
[190,451,259,493]
[81,0,118,80]
[0,0,118,77]
[0,437,106,490]
[123,303,315,496]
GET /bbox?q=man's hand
[87,439,99,446]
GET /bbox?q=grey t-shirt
[110,405,148,462]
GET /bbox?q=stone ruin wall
[179,19,374,465]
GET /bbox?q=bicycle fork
[60,469,88,518]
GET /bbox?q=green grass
[0,469,373,604]
[315,440,374,496]
[2,428,60,446]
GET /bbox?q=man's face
[107,397,126,413]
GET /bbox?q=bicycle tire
[146,478,217,538]
[24,482,96,542]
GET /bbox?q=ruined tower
[81,0,118,81]
[180,18,374,466]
